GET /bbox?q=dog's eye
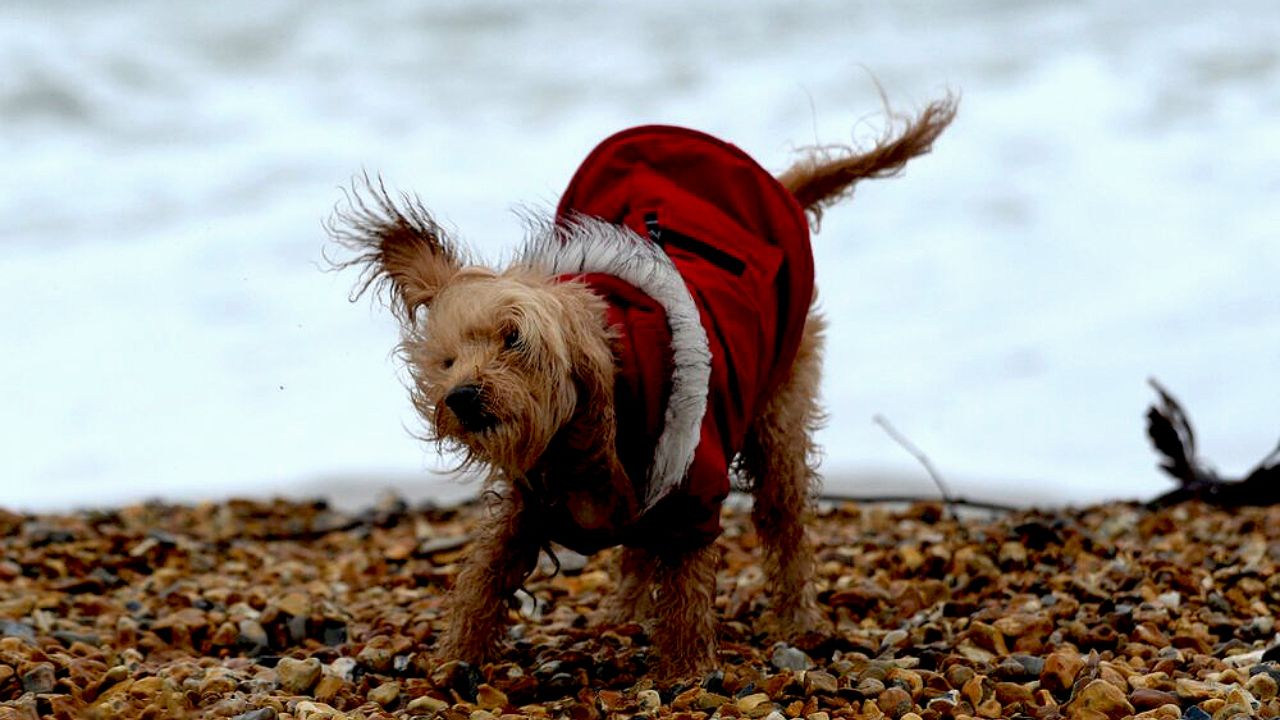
[441,357,455,369]
[503,329,520,350]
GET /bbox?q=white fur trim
[521,216,711,511]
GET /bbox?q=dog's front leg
[435,492,539,664]
[652,544,720,679]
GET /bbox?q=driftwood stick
[873,414,959,520]
[815,493,1021,514]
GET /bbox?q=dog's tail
[778,93,958,228]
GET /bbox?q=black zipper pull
[644,212,663,245]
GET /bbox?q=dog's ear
[328,175,462,323]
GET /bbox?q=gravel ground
[1,494,1278,720]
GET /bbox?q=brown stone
[197,668,237,697]
[210,621,239,647]
[696,691,732,710]
[313,674,346,704]
[474,683,508,710]
[1132,622,1169,646]
[736,692,772,716]
[1129,688,1178,710]
[357,636,395,673]
[1042,650,1086,694]
[596,690,623,711]
[999,540,1028,566]
[968,621,1009,656]
[877,686,913,719]
[1175,678,1214,701]
[1247,673,1278,702]
[1069,680,1134,720]
[370,680,402,708]
[406,695,450,714]
[856,677,886,697]
[1133,704,1182,720]
[275,657,322,694]
[995,681,1034,706]
[638,689,662,713]
[274,592,311,618]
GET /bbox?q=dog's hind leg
[598,546,657,625]
[740,309,828,637]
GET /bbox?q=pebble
[1071,679,1133,720]
[230,710,278,720]
[994,681,1033,705]
[967,620,1008,655]
[638,689,662,712]
[736,692,772,715]
[881,629,909,649]
[770,644,813,671]
[856,677,887,697]
[1134,704,1182,720]
[329,657,357,682]
[406,695,450,713]
[1042,649,1086,693]
[999,540,1028,565]
[1176,678,1215,701]
[368,681,401,708]
[1,621,37,642]
[475,683,508,710]
[200,668,239,697]
[356,636,395,673]
[1247,672,1278,701]
[1182,707,1211,720]
[295,700,346,720]
[1130,687,1179,710]
[20,662,56,694]
[1013,654,1045,677]
[238,619,270,655]
[312,675,346,704]
[275,657,322,694]
[804,670,839,694]
[877,686,913,719]
[696,691,732,710]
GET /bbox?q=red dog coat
[525,125,814,555]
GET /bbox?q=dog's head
[329,180,616,477]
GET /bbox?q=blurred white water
[1,1,1277,511]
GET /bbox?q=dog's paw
[434,629,498,669]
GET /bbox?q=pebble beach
[2,494,1278,719]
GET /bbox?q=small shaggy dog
[332,96,955,677]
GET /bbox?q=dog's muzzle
[444,384,496,432]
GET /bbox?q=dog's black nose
[444,384,490,430]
